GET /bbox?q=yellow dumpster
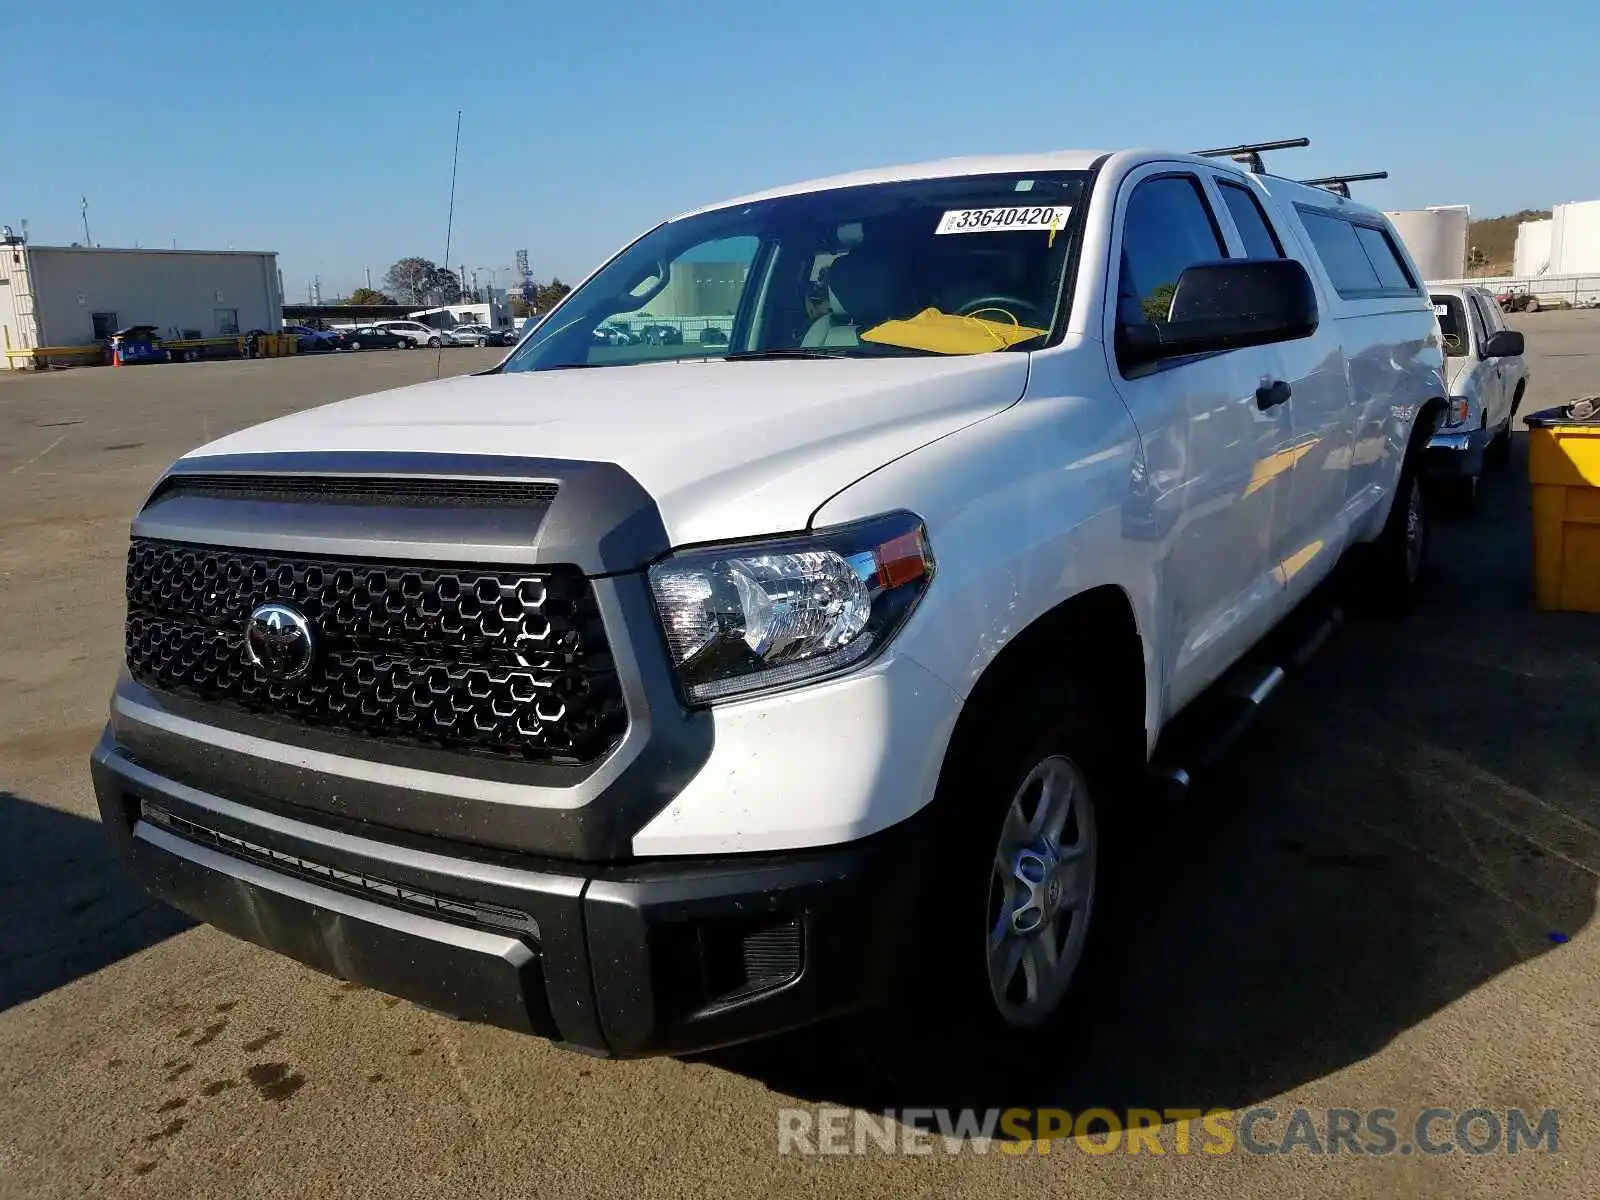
[282,332,298,356]
[1527,401,1600,612]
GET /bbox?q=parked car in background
[1425,285,1529,510]
[450,324,516,347]
[698,325,728,345]
[283,324,341,352]
[338,326,411,351]
[373,320,446,347]
[592,323,636,346]
[638,323,683,346]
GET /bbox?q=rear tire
[1350,444,1430,613]
[349,340,363,350]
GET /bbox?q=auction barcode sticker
[936,206,1071,235]
[1434,303,1450,316]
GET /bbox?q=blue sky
[3,0,1595,298]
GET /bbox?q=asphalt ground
[1,319,1598,1198]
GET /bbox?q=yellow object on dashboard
[861,308,1047,355]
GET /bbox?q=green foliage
[382,258,463,306]
[1142,281,1177,323]
[346,287,395,306]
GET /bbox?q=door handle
[1256,379,1292,410]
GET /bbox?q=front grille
[125,538,627,763]
[153,475,560,508]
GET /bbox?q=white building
[1384,206,1469,280]
[1513,201,1600,277]
[1514,219,1554,277]
[1547,200,1600,275]
[0,241,281,367]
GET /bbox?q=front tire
[427,336,442,348]
[858,685,1118,1092]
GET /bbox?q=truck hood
[184,355,1029,546]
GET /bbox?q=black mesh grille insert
[155,474,559,507]
[124,538,626,763]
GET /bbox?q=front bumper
[1424,424,1487,478]
[91,734,927,1057]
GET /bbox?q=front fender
[812,382,1162,752]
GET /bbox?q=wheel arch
[934,583,1148,801]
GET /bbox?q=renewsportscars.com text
[776,1106,1560,1157]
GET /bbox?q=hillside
[1468,209,1550,274]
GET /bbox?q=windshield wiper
[723,348,848,361]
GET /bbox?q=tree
[347,286,395,306]
[1141,281,1177,323]
[382,258,464,306]
[383,257,436,305]
[532,278,571,313]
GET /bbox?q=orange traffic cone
[111,344,122,367]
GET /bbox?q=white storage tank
[1549,200,1600,274]
[1384,206,1470,281]
[1514,219,1554,276]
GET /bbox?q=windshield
[503,171,1089,372]
[1431,294,1469,357]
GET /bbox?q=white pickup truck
[1425,284,1530,508]
[93,148,1446,1073]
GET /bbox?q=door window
[1465,291,1490,350]
[1116,174,1225,346]
[1353,224,1417,291]
[1473,291,1504,333]
[1216,181,1284,258]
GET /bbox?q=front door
[1104,167,1294,717]
[1468,290,1509,431]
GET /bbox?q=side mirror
[1482,329,1524,358]
[1119,258,1319,368]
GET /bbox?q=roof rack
[1299,171,1389,198]
[1192,138,1310,174]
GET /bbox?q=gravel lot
[1,320,1598,1199]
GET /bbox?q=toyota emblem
[244,603,315,681]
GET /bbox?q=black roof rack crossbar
[1299,171,1390,198]
[1192,138,1310,174]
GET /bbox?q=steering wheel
[955,295,1046,325]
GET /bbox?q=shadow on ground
[0,790,193,1010]
[706,434,1600,1116]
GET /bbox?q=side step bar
[1149,606,1342,799]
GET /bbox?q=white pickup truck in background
[1426,284,1531,509]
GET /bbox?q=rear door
[1210,172,1356,605]
[1104,165,1291,717]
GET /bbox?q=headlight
[647,512,934,703]
[1443,396,1472,427]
